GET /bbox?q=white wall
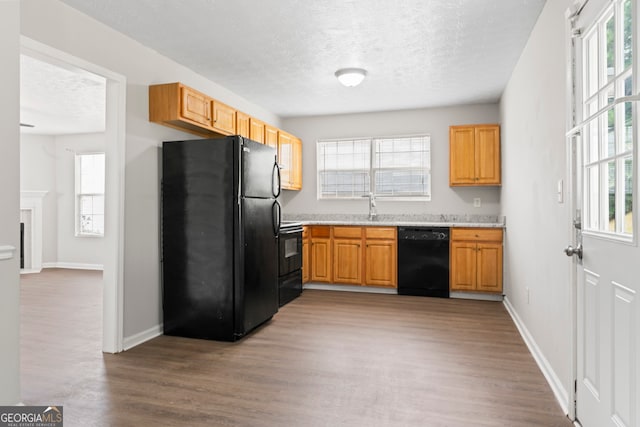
[500,0,573,409]
[54,133,106,267]
[281,104,501,216]
[0,0,21,405]
[20,134,58,264]
[20,133,107,267]
[20,0,281,340]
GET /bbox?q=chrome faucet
[368,192,377,221]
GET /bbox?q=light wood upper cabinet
[265,124,279,150]
[249,118,265,144]
[279,132,302,191]
[450,228,502,293]
[236,111,250,138]
[150,83,217,137]
[291,137,302,190]
[181,85,212,126]
[212,100,236,135]
[450,124,501,186]
[150,82,303,191]
[278,130,293,187]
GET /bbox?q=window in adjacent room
[317,134,431,200]
[75,152,105,237]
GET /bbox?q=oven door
[278,229,302,276]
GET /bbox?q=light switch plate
[473,198,481,208]
[557,179,563,203]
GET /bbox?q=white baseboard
[20,268,42,275]
[123,324,163,351]
[503,296,570,415]
[303,283,397,294]
[42,262,104,271]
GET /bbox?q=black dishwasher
[397,227,450,298]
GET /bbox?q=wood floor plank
[20,269,571,426]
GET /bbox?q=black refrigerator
[161,136,281,341]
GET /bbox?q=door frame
[20,37,126,353]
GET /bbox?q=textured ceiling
[20,55,106,135]
[53,0,545,119]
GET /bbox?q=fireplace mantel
[21,191,48,273]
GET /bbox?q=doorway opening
[20,37,126,354]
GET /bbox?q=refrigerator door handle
[272,162,281,198]
[272,200,281,237]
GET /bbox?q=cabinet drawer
[365,227,396,240]
[333,226,363,239]
[310,226,330,238]
[451,228,503,242]
[302,226,309,239]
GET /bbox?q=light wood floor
[21,269,572,427]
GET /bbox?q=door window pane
[624,156,633,234]
[581,0,634,238]
[605,15,615,82]
[607,161,617,232]
[623,0,632,68]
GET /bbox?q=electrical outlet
[473,198,481,208]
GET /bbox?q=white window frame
[75,152,105,237]
[578,0,636,241]
[316,134,431,201]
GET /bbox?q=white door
[570,1,640,426]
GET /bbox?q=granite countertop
[283,214,506,228]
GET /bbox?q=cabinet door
[475,125,501,185]
[290,137,302,190]
[476,242,503,292]
[278,131,293,189]
[311,238,331,282]
[265,125,279,150]
[449,126,476,185]
[250,118,265,144]
[236,111,250,138]
[212,101,236,135]
[365,240,397,287]
[450,241,477,291]
[333,239,362,284]
[180,86,212,127]
[302,237,310,283]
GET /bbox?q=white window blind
[317,135,431,199]
[75,153,105,236]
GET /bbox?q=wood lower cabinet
[333,227,363,285]
[450,228,503,293]
[303,225,397,288]
[310,226,331,283]
[302,227,310,283]
[364,227,397,288]
[449,124,501,186]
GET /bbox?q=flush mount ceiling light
[335,68,367,87]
